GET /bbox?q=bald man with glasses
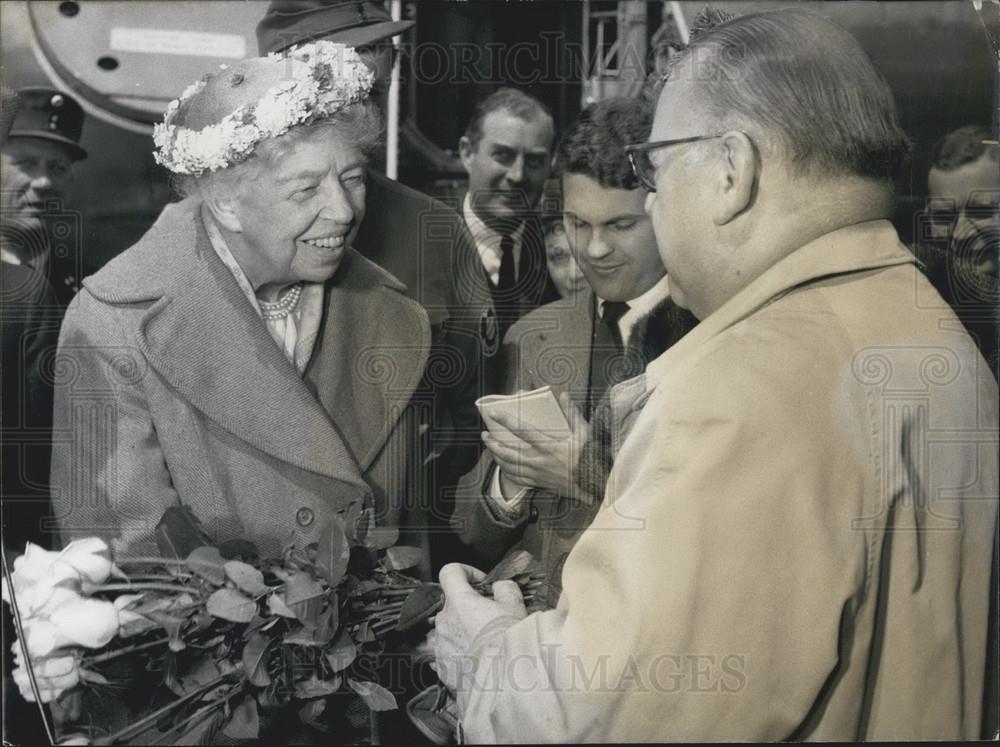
[431,9,998,742]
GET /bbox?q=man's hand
[484,391,590,496]
[429,563,527,713]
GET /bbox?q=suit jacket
[49,198,432,575]
[460,221,999,742]
[454,196,559,393]
[452,291,696,603]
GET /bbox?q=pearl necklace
[259,282,304,320]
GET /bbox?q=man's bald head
[661,9,910,185]
[643,9,911,319]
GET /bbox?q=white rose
[57,538,113,584]
[48,597,120,649]
[11,646,80,703]
[20,619,75,658]
[18,584,79,621]
[2,544,84,618]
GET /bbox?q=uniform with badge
[1,87,90,307]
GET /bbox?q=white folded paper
[476,385,572,439]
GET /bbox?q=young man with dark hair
[451,96,696,608]
[434,9,997,741]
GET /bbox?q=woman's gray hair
[172,98,383,200]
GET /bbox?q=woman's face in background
[544,220,588,298]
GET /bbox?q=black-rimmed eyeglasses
[625,135,729,192]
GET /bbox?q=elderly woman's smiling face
[221,125,367,294]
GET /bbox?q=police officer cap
[257,0,415,55]
[6,86,87,160]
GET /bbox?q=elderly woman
[49,43,430,570]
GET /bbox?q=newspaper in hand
[476,385,573,440]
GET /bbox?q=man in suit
[434,9,998,741]
[451,98,697,606]
[257,1,491,566]
[458,87,560,355]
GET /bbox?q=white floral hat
[153,41,375,176]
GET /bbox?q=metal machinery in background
[1,1,994,266]
[580,0,689,104]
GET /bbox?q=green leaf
[146,609,187,651]
[217,538,259,562]
[396,585,445,632]
[295,674,341,698]
[156,506,213,560]
[315,520,350,585]
[171,708,225,746]
[206,588,256,623]
[224,561,268,595]
[283,626,328,646]
[483,549,537,584]
[385,545,423,571]
[241,633,272,687]
[78,668,109,685]
[222,696,259,740]
[283,571,325,627]
[365,526,399,551]
[267,593,298,618]
[347,678,398,711]
[298,698,327,728]
[186,546,227,586]
[324,631,357,672]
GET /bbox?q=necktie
[497,233,516,292]
[491,233,517,335]
[588,300,629,416]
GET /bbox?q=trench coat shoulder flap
[83,198,430,483]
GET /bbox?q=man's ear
[202,188,243,234]
[458,136,475,172]
[713,131,757,226]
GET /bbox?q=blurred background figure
[539,177,589,299]
[1,87,88,307]
[1,80,61,747]
[0,86,84,554]
[918,125,998,379]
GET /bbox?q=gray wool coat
[49,198,432,573]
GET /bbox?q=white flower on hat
[153,41,375,176]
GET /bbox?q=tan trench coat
[459,221,999,741]
[49,199,432,572]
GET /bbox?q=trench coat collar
[610,220,917,422]
[632,220,918,408]
[84,198,430,485]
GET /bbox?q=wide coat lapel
[131,204,369,489]
[304,249,431,470]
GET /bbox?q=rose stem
[82,637,170,665]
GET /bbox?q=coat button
[528,506,540,523]
[295,507,315,527]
